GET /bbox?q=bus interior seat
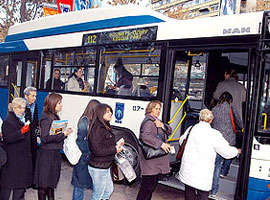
[132,85,151,97]
[117,85,133,96]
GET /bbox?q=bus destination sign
[82,27,158,46]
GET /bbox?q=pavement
[25,157,185,200]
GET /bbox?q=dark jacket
[1,112,33,189]
[39,112,66,150]
[139,114,172,176]
[88,119,116,169]
[71,117,92,189]
[46,78,64,90]
[115,70,133,89]
[25,102,38,169]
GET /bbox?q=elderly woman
[0,97,33,200]
[177,109,240,200]
[136,100,172,200]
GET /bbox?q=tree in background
[0,0,45,42]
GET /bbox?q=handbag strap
[230,105,237,134]
[185,125,195,144]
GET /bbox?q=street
[25,157,185,200]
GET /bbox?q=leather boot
[38,188,47,200]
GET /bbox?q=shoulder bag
[139,138,168,160]
[176,125,194,161]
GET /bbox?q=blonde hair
[8,97,26,112]
[145,100,162,115]
[199,109,214,123]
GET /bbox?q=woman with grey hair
[177,109,240,200]
[1,97,33,200]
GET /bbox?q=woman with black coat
[87,104,124,200]
[34,93,72,200]
[71,99,100,200]
[0,97,33,200]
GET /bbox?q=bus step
[219,175,237,197]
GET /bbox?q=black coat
[25,103,38,169]
[88,119,116,169]
[39,112,66,150]
[1,112,33,189]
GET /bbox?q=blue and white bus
[0,5,269,200]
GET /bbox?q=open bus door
[161,48,251,199]
[8,52,40,102]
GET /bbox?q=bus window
[97,43,161,97]
[43,48,96,92]
[0,55,9,87]
[173,60,188,101]
[40,51,53,90]
[25,59,38,88]
[258,53,270,132]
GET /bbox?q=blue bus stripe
[0,41,29,53]
[5,15,164,42]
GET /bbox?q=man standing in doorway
[24,86,39,172]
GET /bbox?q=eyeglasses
[16,106,26,110]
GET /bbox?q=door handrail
[11,83,20,98]
[168,95,188,124]
[168,111,187,142]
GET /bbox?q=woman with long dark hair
[34,93,73,200]
[71,99,100,200]
[67,67,89,92]
[87,104,124,200]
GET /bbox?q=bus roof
[0,5,265,53]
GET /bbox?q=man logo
[223,27,251,35]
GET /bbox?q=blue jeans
[221,158,232,176]
[211,154,233,194]
[72,186,84,200]
[88,165,114,200]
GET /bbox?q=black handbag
[139,139,168,160]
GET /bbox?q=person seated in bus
[107,59,133,95]
[213,68,246,122]
[132,85,151,97]
[176,108,240,200]
[67,67,90,92]
[46,68,64,90]
[210,92,243,196]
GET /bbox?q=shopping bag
[63,131,82,165]
[114,147,136,182]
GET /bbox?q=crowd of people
[0,67,245,200]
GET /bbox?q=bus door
[8,52,40,101]
[167,51,207,163]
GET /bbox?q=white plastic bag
[63,131,82,165]
[114,147,136,182]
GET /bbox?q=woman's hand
[64,128,73,136]
[154,120,164,129]
[116,145,123,153]
[161,143,171,153]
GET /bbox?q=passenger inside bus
[67,67,91,93]
[46,68,64,90]
[107,59,133,96]
[213,67,246,122]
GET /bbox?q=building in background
[151,0,259,19]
